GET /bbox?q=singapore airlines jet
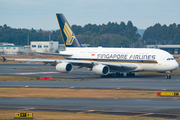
[6,13,179,79]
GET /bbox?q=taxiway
[0,63,180,118]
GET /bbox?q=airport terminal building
[0,43,25,55]
[0,41,60,55]
[30,41,59,53]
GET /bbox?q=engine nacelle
[92,64,110,75]
[56,62,73,73]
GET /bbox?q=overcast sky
[0,0,180,30]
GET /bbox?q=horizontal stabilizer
[2,56,6,63]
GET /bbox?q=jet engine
[92,64,110,75]
[56,62,73,73]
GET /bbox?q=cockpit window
[167,58,174,60]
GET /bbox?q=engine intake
[56,62,73,73]
[92,64,109,75]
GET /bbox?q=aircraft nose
[173,60,179,70]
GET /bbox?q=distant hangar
[1,41,180,55]
[146,45,180,54]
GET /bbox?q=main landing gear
[101,72,135,78]
[126,72,135,77]
[101,72,124,78]
[166,71,171,79]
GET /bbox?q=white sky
[0,0,180,30]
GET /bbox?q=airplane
[3,13,179,79]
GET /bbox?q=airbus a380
[6,13,179,79]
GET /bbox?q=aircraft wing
[9,58,137,71]
[30,52,72,57]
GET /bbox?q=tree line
[0,21,180,48]
[143,23,180,45]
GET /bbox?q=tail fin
[56,13,82,47]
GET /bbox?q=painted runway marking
[135,113,154,117]
[11,72,59,75]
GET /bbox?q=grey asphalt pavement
[0,97,179,118]
[0,63,180,118]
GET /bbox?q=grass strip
[138,70,180,76]
[0,76,84,81]
[0,110,174,120]
[0,88,178,99]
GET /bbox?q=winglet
[56,13,82,48]
[2,56,6,63]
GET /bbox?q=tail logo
[63,22,75,45]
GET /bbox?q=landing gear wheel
[169,75,171,79]
[166,74,171,79]
[166,71,171,79]
[126,72,135,77]
[126,73,130,77]
[132,73,135,77]
[101,72,124,78]
[115,72,120,78]
[120,73,124,77]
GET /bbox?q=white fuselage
[60,47,179,72]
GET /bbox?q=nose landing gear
[166,71,171,79]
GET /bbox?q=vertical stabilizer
[56,13,82,47]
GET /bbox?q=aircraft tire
[132,73,135,77]
[166,74,171,79]
[126,73,135,77]
[169,75,171,79]
[126,73,129,77]
[120,73,124,77]
[115,72,120,78]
